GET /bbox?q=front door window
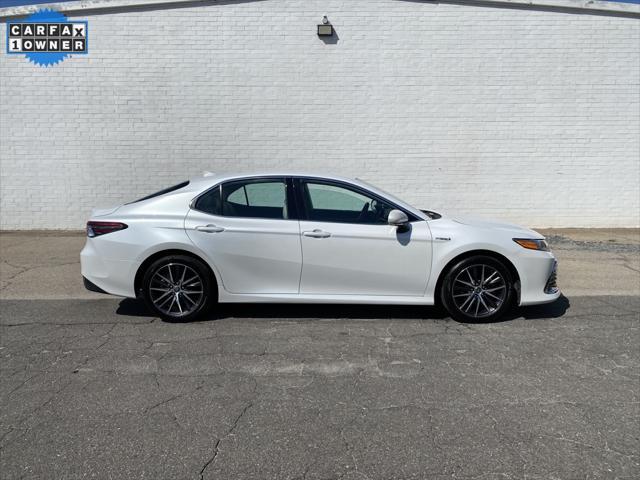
[302,181,395,224]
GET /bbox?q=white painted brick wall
[0,0,638,229]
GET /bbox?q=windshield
[356,178,441,220]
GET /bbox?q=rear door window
[221,179,288,219]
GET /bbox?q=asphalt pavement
[0,230,639,479]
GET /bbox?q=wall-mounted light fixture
[317,16,333,37]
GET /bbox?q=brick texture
[1,0,638,229]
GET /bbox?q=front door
[296,179,431,296]
[185,177,302,294]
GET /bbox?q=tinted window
[221,179,288,219]
[302,182,395,224]
[194,186,221,215]
[129,181,189,204]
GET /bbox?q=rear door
[185,177,302,294]
[296,178,432,296]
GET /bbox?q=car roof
[189,171,359,185]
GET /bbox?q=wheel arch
[434,249,521,306]
[134,249,218,299]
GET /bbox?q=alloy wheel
[451,264,507,319]
[148,263,204,317]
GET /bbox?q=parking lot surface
[1,230,639,479]
[1,295,638,479]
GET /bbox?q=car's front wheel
[142,254,213,322]
[441,255,514,322]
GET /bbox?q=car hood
[451,215,543,239]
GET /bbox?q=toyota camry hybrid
[81,173,560,322]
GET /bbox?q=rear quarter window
[194,186,221,215]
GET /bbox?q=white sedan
[81,173,560,322]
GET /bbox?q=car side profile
[81,173,560,322]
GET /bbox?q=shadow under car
[116,295,570,324]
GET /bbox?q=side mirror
[387,209,409,227]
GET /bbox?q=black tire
[440,255,514,322]
[141,254,214,322]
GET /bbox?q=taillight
[87,221,128,237]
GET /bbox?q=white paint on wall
[2,0,638,17]
[1,0,639,229]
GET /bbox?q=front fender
[424,220,524,304]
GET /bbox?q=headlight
[513,238,550,251]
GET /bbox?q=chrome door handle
[195,224,225,233]
[302,229,331,238]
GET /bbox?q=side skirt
[217,291,435,305]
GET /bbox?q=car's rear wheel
[441,255,514,322]
[142,255,213,322]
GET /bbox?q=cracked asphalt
[1,297,639,479]
[0,231,639,479]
